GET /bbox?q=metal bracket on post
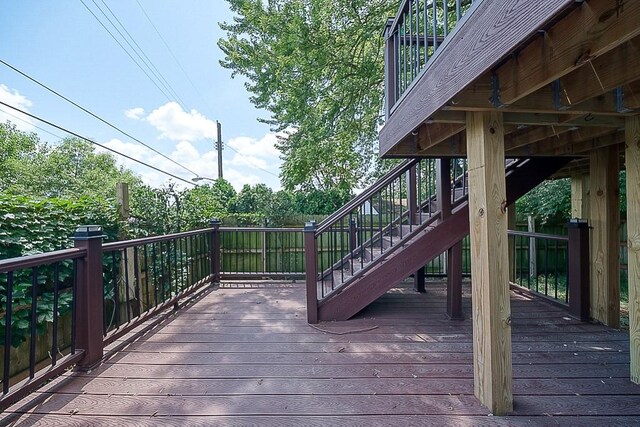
[491,73,504,108]
[210,218,221,286]
[616,87,633,113]
[568,218,590,321]
[304,221,319,324]
[72,225,105,370]
[552,80,570,111]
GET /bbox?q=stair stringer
[316,157,572,321]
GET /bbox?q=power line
[78,0,176,105]
[225,145,279,177]
[0,58,200,177]
[135,0,214,115]
[0,101,196,186]
[91,0,190,111]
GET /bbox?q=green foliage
[293,188,351,215]
[0,194,120,347]
[516,178,572,225]
[219,0,396,191]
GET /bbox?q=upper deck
[380,0,640,171]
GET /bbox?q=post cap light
[72,225,104,240]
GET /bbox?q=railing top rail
[508,229,568,242]
[316,158,419,235]
[0,247,86,274]
[219,227,303,233]
[102,227,213,252]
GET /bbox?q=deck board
[2,280,640,425]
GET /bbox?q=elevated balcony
[380,0,640,172]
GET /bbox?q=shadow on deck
[2,280,640,426]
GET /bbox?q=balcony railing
[385,0,476,116]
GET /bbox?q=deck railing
[0,222,305,410]
[305,158,468,303]
[385,0,476,115]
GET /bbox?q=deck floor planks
[2,280,640,426]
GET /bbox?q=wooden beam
[625,115,640,383]
[431,110,624,128]
[379,0,574,156]
[466,111,513,415]
[417,123,466,151]
[626,81,640,110]
[571,173,590,219]
[505,127,615,157]
[504,125,571,152]
[495,0,640,104]
[448,77,626,116]
[589,145,620,327]
[559,37,640,106]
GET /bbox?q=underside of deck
[2,280,639,426]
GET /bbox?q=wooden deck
[2,280,640,426]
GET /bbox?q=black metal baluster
[52,262,60,365]
[29,267,38,379]
[123,249,132,323]
[4,271,14,394]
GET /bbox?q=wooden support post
[73,225,105,369]
[625,116,640,383]
[571,173,590,219]
[304,221,319,324]
[447,241,464,320]
[568,219,591,321]
[589,146,620,327]
[466,111,513,415]
[209,219,221,284]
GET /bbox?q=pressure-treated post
[625,115,640,383]
[304,221,319,324]
[73,225,104,369]
[568,219,590,321]
[589,145,620,327]
[466,111,513,415]
[210,218,221,284]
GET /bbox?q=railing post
[408,165,418,225]
[349,217,357,255]
[210,218,221,284]
[384,18,396,119]
[568,219,590,321]
[73,225,104,369]
[304,221,319,324]
[447,241,464,320]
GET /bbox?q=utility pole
[216,121,223,179]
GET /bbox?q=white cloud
[99,134,281,191]
[124,107,145,120]
[146,102,217,142]
[0,84,35,131]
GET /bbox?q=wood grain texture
[571,173,590,219]
[495,0,640,104]
[379,0,574,155]
[626,115,640,383]
[589,145,621,327]
[3,281,640,424]
[466,111,513,415]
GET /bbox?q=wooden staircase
[305,157,571,322]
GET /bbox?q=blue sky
[0,0,283,190]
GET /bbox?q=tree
[218,0,395,191]
[0,121,41,191]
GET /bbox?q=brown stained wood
[466,111,513,415]
[589,145,621,327]
[626,115,640,383]
[506,127,618,157]
[495,0,640,105]
[560,37,640,106]
[379,0,574,156]
[4,415,640,427]
[4,281,640,424]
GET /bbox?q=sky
[0,0,283,191]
